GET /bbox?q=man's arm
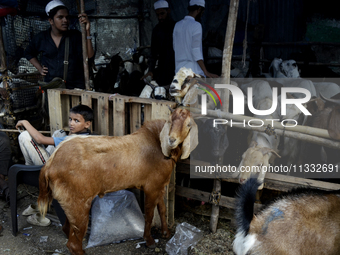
[29,58,48,76]
[79,13,94,59]
[141,29,158,80]
[197,60,219,78]
[191,25,219,78]
[16,120,55,145]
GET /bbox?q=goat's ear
[182,85,199,106]
[181,117,199,159]
[160,119,171,157]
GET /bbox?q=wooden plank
[109,101,114,136]
[93,99,99,133]
[80,93,92,132]
[54,88,177,106]
[176,161,340,191]
[98,95,110,136]
[113,97,125,136]
[61,94,70,131]
[48,89,62,134]
[81,93,92,108]
[143,104,152,124]
[71,96,80,107]
[129,103,141,133]
[151,102,171,120]
[175,185,263,213]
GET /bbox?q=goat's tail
[235,178,261,234]
[37,165,53,217]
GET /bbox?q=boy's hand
[16,120,27,129]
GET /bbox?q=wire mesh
[1,0,97,110]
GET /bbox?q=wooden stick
[0,20,9,89]
[78,0,90,91]
[210,0,240,234]
[0,129,51,134]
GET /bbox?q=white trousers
[18,130,67,165]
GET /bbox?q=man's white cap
[45,0,66,16]
[154,0,169,10]
[189,0,205,7]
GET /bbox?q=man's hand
[38,65,48,76]
[204,71,219,78]
[78,13,90,31]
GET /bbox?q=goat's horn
[320,93,340,105]
[260,147,281,158]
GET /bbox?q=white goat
[236,80,281,189]
[268,58,317,98]
[169,67,237,109]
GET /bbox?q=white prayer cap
[45,0,66,16]
[189,0,205,7]
[154,0,169,10]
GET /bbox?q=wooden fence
[48,88,340,228]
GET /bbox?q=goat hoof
[146,242,156,249]
[161,230,171,239]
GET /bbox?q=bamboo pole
[188,107,332,140]
[78,0,90,91]
[0,20,9,89]
[186,107,340,149]
[210,0,240,234]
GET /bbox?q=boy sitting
[16,104,93,165]
[14,104,93,226]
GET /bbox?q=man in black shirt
[142,0,175,87]
[24,0,94,89]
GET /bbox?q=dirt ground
[0,184,237,255]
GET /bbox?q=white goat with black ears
[169,67,237,109]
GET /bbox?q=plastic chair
[8,164,66,236]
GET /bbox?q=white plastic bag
[86,190,145,248]
[166,222,203,255]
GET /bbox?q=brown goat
[37,108,198,255]
[233,178,340,255]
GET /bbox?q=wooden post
[0,20,9,89]
[79,0,90,91]
[210,0,240,233]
